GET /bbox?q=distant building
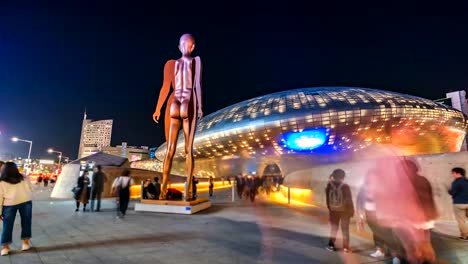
[102,142,150,162]
[77,112,113,158]
[447,90,468,150]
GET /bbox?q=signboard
[39,159,55,165]
[130,154,142,162]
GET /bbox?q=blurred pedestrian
[43,175,49,187]
[91,165,107,212]
[325,169,354,253]
[371,156,437,264]
[246,176,256,202]
[37,173,43,184]
[263,176,271,195]
[192,177,199,200]
[208,176,214,197]
[75,171,91,212]
[142,178,156,199]
[357,174,390,258]
[236,174,244,198]
[0,162,33,256]
[112,170,133,218]
[401,159,438,263]
[449,167,468,241]
[153,177,161,200]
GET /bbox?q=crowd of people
[142,177,161,200]
[73,166,134,218]
[324,160,468,264]
[235,174,283,202]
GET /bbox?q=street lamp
[48,148,63,168]
[11,137,33,170]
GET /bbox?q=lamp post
[48,148,63,169]
[12,137,33,173]
[12,137,33,161]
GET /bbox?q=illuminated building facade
[132,87,468,178]
[102,142,150,162]
[78,112,113,158]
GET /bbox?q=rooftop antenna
[83,107,87,120]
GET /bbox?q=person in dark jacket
[75,171,91,212]
[325,169,354,253]
[153,177,161,200]
[208,176,214,197]
[449,167,468,241]
[236,174,245,199]
[90,165,107,212]
[192,177,199,200]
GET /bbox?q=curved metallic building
[134,87,468,178]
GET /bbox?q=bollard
[232,181,235,202]
[288,186,291,205]
[141,180,144,200]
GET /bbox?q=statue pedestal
[135,198,211,215]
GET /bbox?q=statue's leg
[181,99,196,201]
[161,117,181,199]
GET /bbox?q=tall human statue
[152,34,203,200]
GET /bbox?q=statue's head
[179,33,195,56]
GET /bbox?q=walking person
[208,176,214,197]
[75,171,91,212]
[263,177,271,195]
[0,162,33,256]
[325,169,354,253]
[192,176,199,200]
[90,165,107,212]
[43,175,49,187]
[112,170,133,218]
[153,177,161,200]
[235,174,244,199]
[449,167,468,241]
[357,182,387,258]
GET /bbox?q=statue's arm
[196,57,203,119]
[153,60,173,123]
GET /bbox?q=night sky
[1,1,468,160]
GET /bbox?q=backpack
[328,183,345,211]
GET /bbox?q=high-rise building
[77,111,113,158]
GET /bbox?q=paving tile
[0,186,465,264]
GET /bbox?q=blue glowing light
[280,128,328,151]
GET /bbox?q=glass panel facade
[155,87,468,161]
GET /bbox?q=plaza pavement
[0,185,467,264]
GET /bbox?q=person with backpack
[111,170,133,218]
[325,169,354,253]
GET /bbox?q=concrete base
[134,198,212,215]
